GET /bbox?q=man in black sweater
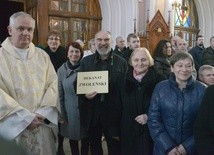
[79,30,127,155]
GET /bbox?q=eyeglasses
[48,38,60,41]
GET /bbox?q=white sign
[76,71,108,94]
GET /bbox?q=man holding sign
[78,30,127,155]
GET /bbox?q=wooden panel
[25,0,101,47]
[140,37,148,48]
[140,10,170,56]
[37,0,49,45]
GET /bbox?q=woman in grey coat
[57,42,88,155]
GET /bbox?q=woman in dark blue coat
[148,52,206,155]
[121,48,166,155]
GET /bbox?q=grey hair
[198,65,214,77]
[9,11,35,27]
[95,30,112,39]
[116,36,123,41]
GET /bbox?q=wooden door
[0,1,24,44]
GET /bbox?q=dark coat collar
[169,73,195,90]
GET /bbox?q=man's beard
[198,43,204,47]
[97,46,111,56]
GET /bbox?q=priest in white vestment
[0,12,59,155]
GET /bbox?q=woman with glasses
[45,30,66,71]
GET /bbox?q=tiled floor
[63,138,108,155]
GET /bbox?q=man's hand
[85,91,97,99]
[177,144,187,155]
[112,136,120,141]
[168,147,181,155]
[59,116,68,124]
[36,114,45,122]
[27,114,44,130]
[135,114,148,125]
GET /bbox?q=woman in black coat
[194,85,214,154]
[153,39,172,78]
[121,47,166,155]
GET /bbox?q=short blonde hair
[129,47,154,66]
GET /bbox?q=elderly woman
[57,42,88,155]
[121,47,166,155]
[148,52,206,155]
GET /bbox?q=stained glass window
[173,0,199,47]
[174,0,190,28]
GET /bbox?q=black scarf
[67,60,80,70]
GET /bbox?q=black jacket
[44,46,66,71]
[194,85,214,155]
[201,46,214,66]
[189,45,204,71]
[121,47,132,62]
[154,57,171,78]
[121,66,166,155]
[113,45,126,57]
[79,50,127,137]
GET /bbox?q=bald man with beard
[79,30,127,155]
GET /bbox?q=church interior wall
[99,0,214,48]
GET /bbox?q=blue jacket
[148,73,206,155]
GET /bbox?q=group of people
[152,35,214,86]
[0,11,214,155]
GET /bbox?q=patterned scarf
[133,69,147,82]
